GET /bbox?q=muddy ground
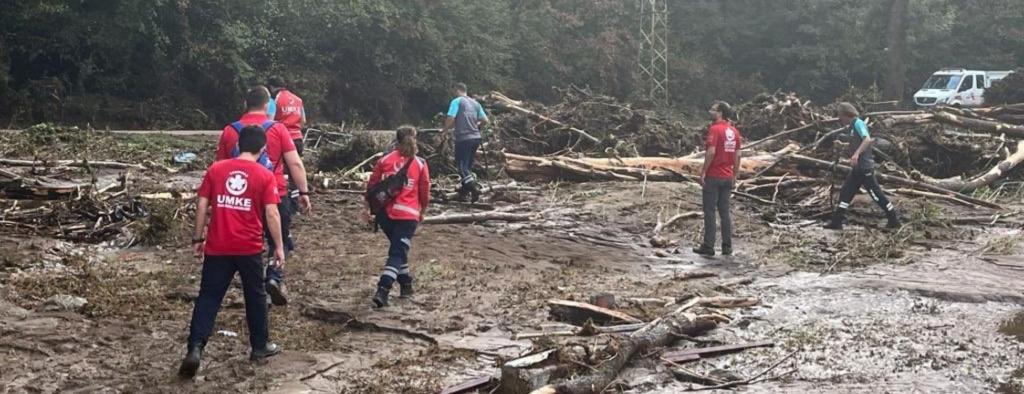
[1,134,1023,393]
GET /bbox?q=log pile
[445,294,769,394]
[498,99,1024,213]
[0,169,150,244]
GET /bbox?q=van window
[976,75,985,89]
[958,76,974,92]
[922,74,961,90]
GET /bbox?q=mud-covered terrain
[1,131,1023,394]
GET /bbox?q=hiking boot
[886,212,902,229]
[692,245,715,257]
[178,343,204,378]
[372,287,390,308]
[266,279,288,306]
[824,210,846,230]
[399,282,414,299]
[721,246,733,256]
[469,182,482,204]
[250,343,281,361]
[823,220,844,230]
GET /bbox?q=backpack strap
[261,120,276,132]
[229,121,245,134]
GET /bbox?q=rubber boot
[372,287,390,308]
[178,342,205,378]
[250,343,281,361]
[824,209,846,230]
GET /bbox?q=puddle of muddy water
[999,310,1024,342]
[997,311,1024,394]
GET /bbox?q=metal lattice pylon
[638,0,669,106]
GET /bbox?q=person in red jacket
[215,86,312,306]
[694,101,743,257]
[365,126,431,307]
[268,76,306,153]
[179,126,284,378]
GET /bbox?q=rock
[38,295,88,312]
[0,299,30,319]
[650,236,670,248]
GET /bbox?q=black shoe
[266,279,288,306]
[372,287,389,308]
[250,343,281,361]
[721,246,733,256]
[886,213,902,229]
[469,183,482,204]
[399,282,414,299]
[178,343,204,378]
[692,245,715,256]
[823,220,844,230]
[824,210,846,230]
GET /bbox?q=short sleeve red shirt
[273,90,305,140]
[214,112,296,197]
[705,120,742,179]
[197,159,281,256]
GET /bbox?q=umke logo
[217,171,253,211]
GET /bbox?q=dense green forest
[1,0,1021,129]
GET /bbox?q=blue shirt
[447,96,487,141]
[267,98,277,119]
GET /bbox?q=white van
[913,68,1014,107]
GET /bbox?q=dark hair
[245,86,271,110]
[838,102,860,118]
[395,125,418,157]
[238,125,267,154]
[713,101,735,121]
[453,82,468,93]
[267,75,286,89]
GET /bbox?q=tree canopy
[1,0,1021,128]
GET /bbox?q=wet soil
[1,177,1023,393]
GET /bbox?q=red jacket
[273,89,304,140]
[367,150,430,222]
[705,120,742,179]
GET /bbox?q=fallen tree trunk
[0,158,145,170]
[422,212,536,225]
[912,141,1024,192]
[530,314,717,394]
[932,111,1024,138]
[786,154,1002,209]
[504,145,799,183]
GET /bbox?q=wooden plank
[661,353,701,364]
[440,376,493,394]
[662,341,775,361]
[547,299,643,326]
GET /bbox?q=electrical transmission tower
[638,0,669,106]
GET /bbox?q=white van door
[969,74,986,106]
[954,74,977,106]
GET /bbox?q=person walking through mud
[215,86,313,306]
[824,103,902,230]
[694,101,742,257]
[268,76,308,226]
[365,126,431,307]
[179,126,284,378]
[442,82,488,202]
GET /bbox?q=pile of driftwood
[500,101,1024,220]
[442,289,781,394]
[0,165,150,243]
